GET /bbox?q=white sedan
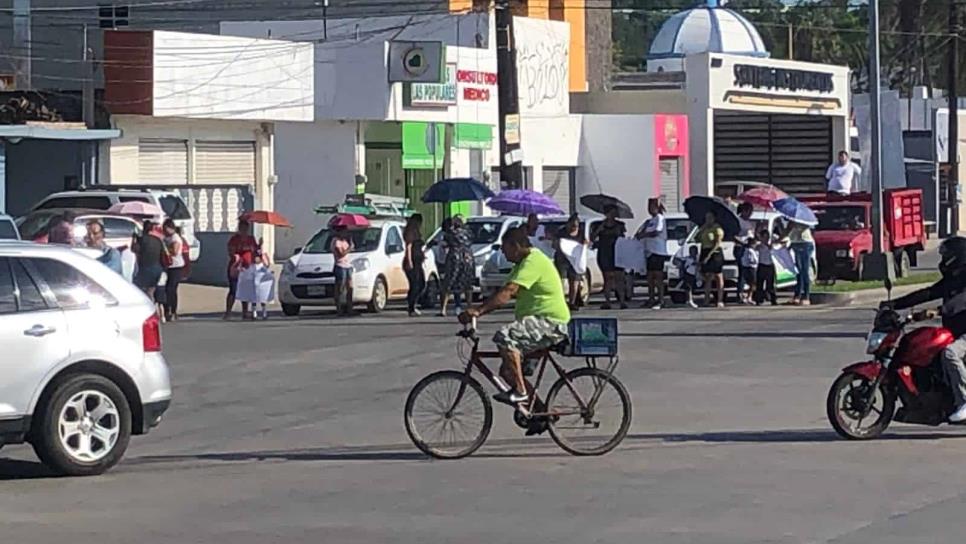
[278,220,439,315]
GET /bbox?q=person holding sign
[553,214,587,311]
[637,198,670,310]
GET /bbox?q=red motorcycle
[827,306,958,439]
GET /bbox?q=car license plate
[306,285,328,296]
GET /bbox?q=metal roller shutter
[714,112,832,195]
[543,167,573,214]
[195,141,256,184]
[138,139,187,184]
[658,158,682,212]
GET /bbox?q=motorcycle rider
[886,236,966,423]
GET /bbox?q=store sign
[457,69,497,102]
[409,64,457,107]
[733,64,834,94]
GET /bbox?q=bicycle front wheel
[404,370,492,459]
[545,368,632,456]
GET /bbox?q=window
[102,217,138,239]
[98,4,129,29]
[12,261,49,312]
[0,258,15,314]
[304,228,382,254]
[118,195,151,204]
[24,258,116,309]
[0,220,18,240]
[386,227,404,254]
[549,0,565,21]
[36,196,112,211]
[158,195,192,220]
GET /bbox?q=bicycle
[403,318,632,459]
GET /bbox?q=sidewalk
[177,283,230,316]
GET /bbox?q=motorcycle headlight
[866,331,889,354]
[352,258,370,272]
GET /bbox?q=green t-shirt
[507,250,571,324]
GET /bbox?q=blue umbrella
[773,197,818,227]
[421,177,495,203]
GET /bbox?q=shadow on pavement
[620,331,866,339]
[628,428,966,444]
[0,458,57,481]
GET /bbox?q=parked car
[17,209,141,281]
[0,242,171,476]
[667,210,817,302]
[799,189,926,280]
[480,215,604,302]
[0,214,20,240]
[278,220,440,315]
[30,189,200,262]
[633,211,692,288]
[427,215,525,292]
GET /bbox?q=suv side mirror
[491,243,501,250]
[292,247,303,255]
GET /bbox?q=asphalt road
[5,302,966,543]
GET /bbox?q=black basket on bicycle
[568,317,618,357]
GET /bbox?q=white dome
[647,4,769,67]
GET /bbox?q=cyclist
[459,226,571,408]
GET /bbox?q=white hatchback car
[278,220,439,315]
[0,243,172,476]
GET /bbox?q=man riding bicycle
[459,226,571,407]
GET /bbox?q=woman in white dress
[235,239,276,320]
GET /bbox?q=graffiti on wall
[517,41,568,114]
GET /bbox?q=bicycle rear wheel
[404,370,493,459]
[545,368,632,456]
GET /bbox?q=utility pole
[12,0,31,90]
[949,0,961,233]
[82,25,95,129]
[863,0,893,279]
[787,23,793,61]
[495,0,523,189]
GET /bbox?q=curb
[812,283,926,308]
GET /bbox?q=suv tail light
[142,314,162,352]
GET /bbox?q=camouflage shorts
[493,316,569,355]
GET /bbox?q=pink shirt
[332,238,352,268]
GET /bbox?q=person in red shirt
[225,219,259,320]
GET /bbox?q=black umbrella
[421,177,495,203]
[683,196,741,239]
[579,194,634,219]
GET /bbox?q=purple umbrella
[487,189,563,216]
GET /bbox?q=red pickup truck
[799,189,926,280]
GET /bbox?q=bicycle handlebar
[457,317,478,340]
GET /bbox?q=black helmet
[939,236,966,276]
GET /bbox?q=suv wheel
[32,374,132,476]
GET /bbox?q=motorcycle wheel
[827,372,895,440]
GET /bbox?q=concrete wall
[273,120,360,258]
[577,115,657,219]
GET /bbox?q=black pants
[755,264,777,305]
[165,267,183,316]
[405,267,425,312]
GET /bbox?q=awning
[0,125,121,141]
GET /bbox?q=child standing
[755,229,778,306]
[676,245,701,309]
[740,238,759,305]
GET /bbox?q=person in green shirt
[460,226,570,406]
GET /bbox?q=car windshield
[304,228,382,254]
[158,195,192,220]
[465,222,504,245]
[815,206,867,231]
[0,220,17,240]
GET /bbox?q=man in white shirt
[826,150,862,195]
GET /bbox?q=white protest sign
[559,238,587,275]
[615,238,646,273]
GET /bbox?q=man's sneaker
[493,390,529,406]
[687,300,699,309]
[949,404,966,423]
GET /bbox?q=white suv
[31,189,201,261]
[0,243,172,476]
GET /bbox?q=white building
[574,3,852,199]
[101,30,314,282]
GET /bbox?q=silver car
[0,243,172,476]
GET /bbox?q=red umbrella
[239,210,293,227]
[328,213,370,229]
[737,185,789,209]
